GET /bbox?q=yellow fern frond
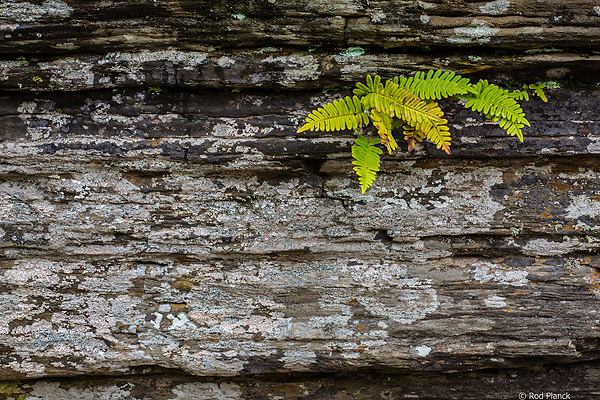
[362,80,445,139]
[402,124,425,153]
[425,118,452,154]
[370,110,398,154]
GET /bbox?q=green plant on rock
[297,70,547,193]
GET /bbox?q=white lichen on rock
[448,19,500,44]
[479,0,510,15]
[472,261,529,286]
[0,0,73,23]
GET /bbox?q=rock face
[1,0,600,399]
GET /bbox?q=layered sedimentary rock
[1,0,600,399]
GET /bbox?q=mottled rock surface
[1,0,600,399]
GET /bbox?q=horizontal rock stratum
[1,0,600,399]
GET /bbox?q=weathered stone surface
[1,88,600,385]
[1,50,600,92]
[2,363,600,399]
[1,88,599,162]
[1,0,600,398]
[3,0,600,53]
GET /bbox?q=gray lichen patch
[2,246,597,379]
[471,260,529,286]
[169,382,243,400]
[0,0,73,23]
[23,381,135,399]
[448,19,501,44]
[478,0,510,15]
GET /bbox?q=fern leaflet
[458,80,530,141]
[297,95,368,133]
[370,110,398,154]
[394,69,476,100]
[361,80,445,138]
[352,135,382,193]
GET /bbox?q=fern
[296,70,546,192]
[352,135,383,193]
[362,80,445,134]
[370,110,398,154]
[394,69,476,100]
[458,80,531,141]
[529,83,548,102]
[403,124,426,153]
[297,95,369,133]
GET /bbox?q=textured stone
[1,0,600,398]
[1,50,600,92]
[1,88,600,384]
[1,364,600,399]
[3,0,600,53]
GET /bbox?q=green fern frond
[506,85,530,101]
[353,74,384,96]
[395,69,476,100]
[529,83,548,102]
[499,118,526,141]
[352,135,383,193]
[458,80,530,142]
[297,95,369,133]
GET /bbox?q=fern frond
[403,124,425,152]
[529,83,548,102]
[506,85,529,101]
[297,95,369,133]
[458,80,530,142]
[395,69,476,100]
[362,80,445,135]
[425,119,452,154]
[353,74,384,96]
[499,118,526,141]
[370,110,398,154]
[352,135,383,193]
[505,83,547,103]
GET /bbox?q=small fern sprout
[297,70,547,193]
